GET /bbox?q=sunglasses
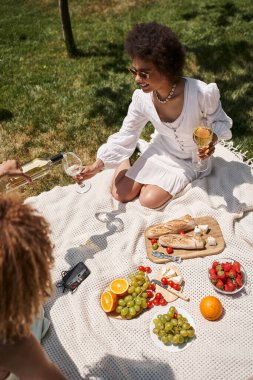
[128,67,151,80]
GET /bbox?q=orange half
[101,290,118,313]
[109,278,129,296]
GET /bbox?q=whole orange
[200,296,223,321]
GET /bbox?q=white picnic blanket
[27,143,253,380]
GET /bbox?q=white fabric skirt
[126,144,211,196]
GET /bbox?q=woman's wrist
[96,159,105,171]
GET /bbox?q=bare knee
[139,191,172,209]
[111,187,135,203]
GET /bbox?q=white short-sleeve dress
[97,77,232,196]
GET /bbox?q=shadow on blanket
[82,354,175,379]
[191,157,253,213]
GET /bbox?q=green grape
[137,271,145,276]
[153,328,159,335]
[163,315,170,321]
[177,319,184,326]
[124,295,133,303]
[165,322,173,332]
[128,286,135,294]
[136,274,145,280]
[171,318,178,326]
[141,300,147,308]
[169,306,177,314]
[167,334,174,342]
[118,299,126,307]
[178,335,184,344]
[129,274,136,281]
[161,336,169,344]
[132,292,137,297]
[183,323,191,330]
[125,313,133,320]
[180,329,188,337]
[157,314,163,319]
[160,316,167,324]
[177,314,183,319]
[157,321,164,330]
[167,311,174,319]
[187,329,195,338]
[135,286,141,294]
[116,306,123,314]
[158,330,167,337]
[153,318,159,325]
[134,305,141,312]
[137,281,144,286]
[129,307,137,316]
[127,301,134,308]
[135,297,142,305]
[172,335,179,344]
[121,307,129,316]
[142,292,148,298]
[142,283,149,291]
[131,280,139,287]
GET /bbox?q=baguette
[146,215,196,239]
[159,234,205,250]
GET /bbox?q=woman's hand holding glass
[75,159,104,183]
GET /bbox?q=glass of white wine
[62,152,91,193]
[192,119,213,172]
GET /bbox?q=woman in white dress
[77,22,232,209]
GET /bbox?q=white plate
[149,305,196,352]
[208,258,247,295]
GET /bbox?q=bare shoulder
[0,335,68,380]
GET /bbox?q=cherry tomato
[138,266,145,272]
[145,266,152,273]
[149,283,156,291]
[166,246,174,254]
[160,298,167,306]
[146,290,153,298]
[161,277,168,285]
[151,238,157,245]
[153,298,160,306]
[172,283,181,291]
[155,292,162,300]
[147,300,153,309]
[168,280,175,287]
[179,231,186,235]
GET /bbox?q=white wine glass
[192,119,213,172]
[62,152,91,194]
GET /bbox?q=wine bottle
[6,153,64,192]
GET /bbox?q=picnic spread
[26,143,253,380]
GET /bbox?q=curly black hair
[124,22,185,80]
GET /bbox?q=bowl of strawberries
[208,258,246,295]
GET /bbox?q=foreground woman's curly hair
[125,22,185,80]
[0,194,54,343]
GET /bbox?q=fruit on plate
[209,260,245,292]
[114,270,151,319]
[101,290,118,313]
[200,296,223,321]
[152,306,195,345]
[109,278,129,296]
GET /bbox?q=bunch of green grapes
[115,271,150,319]
[152,306,195,345]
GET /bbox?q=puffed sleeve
[198,83,232,141]
[97,90,149,169]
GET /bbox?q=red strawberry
[209,268,217,276]
[224,284,229,292]
[228,269,236,279]
[223,262,232,272]
[226,281,235,292]
[217,270,226,282]
[216,279,224,290]
[212,261,219,269]
[210,273,218,284]
[233,262,241,273]
[235,276,243,288]
[236,272,243,280]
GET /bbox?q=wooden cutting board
[145,216,225,263]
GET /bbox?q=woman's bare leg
[111,160,143,202]
[139,184,172,209]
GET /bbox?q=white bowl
[208,258,247,295]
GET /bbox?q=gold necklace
[154,83,177,104]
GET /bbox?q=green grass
[0,0,253,197]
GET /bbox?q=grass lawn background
[0,0,252,197]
